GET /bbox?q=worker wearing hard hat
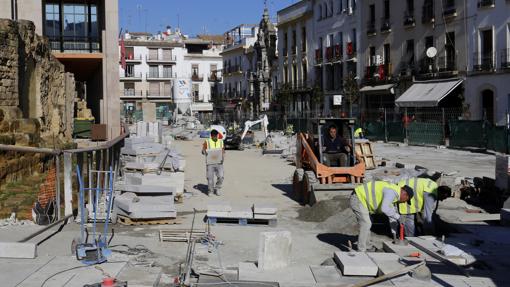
[350,181,414,252]
[202,129,225,196]
[398,177,451,236]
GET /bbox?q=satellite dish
[426,47,437,58]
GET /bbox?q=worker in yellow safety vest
[202,129,225,196]
[350,181,414,252]
[398,177,451,236]
[354,127,364,139]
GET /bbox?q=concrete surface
[334,251,378,276]
[0,242,36,259]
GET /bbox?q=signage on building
[333,95,343,106]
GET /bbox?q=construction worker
[398,177,451,236]
[350,181,414,252]
[202,129,225,196]
[322,124,350,167]
[354,127,364,139]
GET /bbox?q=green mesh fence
[486,126,508,153]
[387,122,405,142]
[408,122,443,145]
[364,121,385,141]
[449,120,485,148]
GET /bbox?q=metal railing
[501,49,510,69]
[380,17,392,32]
[367,21,377,35]
[146,54,177,62]
[473,52,495,72]
[146,72,176,79]
[437,56,457,72]
[478,0,495,8]
[123,54,142,61]
[122,90,143,97]
[422,2,435,23]
[403,11,416,27]
[443,5,457,17]
[48,36,101,53]
[121,72,142,79]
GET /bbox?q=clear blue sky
[119,0,298,36]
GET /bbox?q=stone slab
[333,251,378,276]
[116,207,177,219]
[115,184,175,194]
[206,211,232,218]
[258,231,292,270]
[141,173,185,195]
[366,252,405,275]
[0,242,36,259]
[124,173,142,185]
[115,194,175,213]
[254,214,278,220]
[252,203,277,215]
[238,262,315,285]
[382,241,438,263]
[125,162,160,170]
[231,207,254,219]
[309,265,342,283]
[207,202,232,212]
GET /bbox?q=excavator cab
[293,118,365,205]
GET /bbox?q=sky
[119,0,299,36]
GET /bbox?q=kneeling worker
[398,177,451,236]
[350,181,414,252]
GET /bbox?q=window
[292,30,297,54]
[284,32,288,55]
[338,0,343,12]
[406,39,415,65]
[192,64,199,77]
[149,49,158,60]
[149,65,159,78]
[125,64,135,77]
[163,66,172,78]
[149,82,160,97]
[352,29,357,50]
[162,49,172,60]
[329,0,334,16]
[369,46,376,65]
[384,0,390,19]
[324,3,328,18]
[303,62,308,83]
[370,4,375,23]
[301,27,307,52]
[192,84,199,101]
[384,44,390,64]
[63,4,87,39]
[444,0,455,8]
[328,34,334,48]
[124,83,135,96]
[318,4,323,20]
[45,3,60,38]
[406,0,414,12]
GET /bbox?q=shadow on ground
[317,233,357,251]
[193,184,209,195]
[271,183,301,204]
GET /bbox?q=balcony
[315,49,323,64]
[120,72,142,81]
[146,72,175,80]
[367,21,377,36]
[501,49,510,70]
[437,56,457,73]
[291,46,297,55]
[192,73,204,82]
[48,36,101,53]
[209,73,222,82]
[473,52,495,72]
[346,42,355,58]
[364,63,392,83]
[403,12,416,27]
[442,5,457,18]
[121,54,142,63]
[146,54,177,63]
[422,3,435,24]
[380,18,392,33]
[478,0,495,8]
[418,57,437,75]
[121,90,143,98]
[399,62,416,77]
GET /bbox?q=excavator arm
[241,114,269,141]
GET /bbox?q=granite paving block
[115,184,175,194]
[115,193,175,212]
[254,214,277,220]
[0,242,37,259]
[230,206,254,219]
[253,203,278,215]
[366,252,405,275]
[334,251,378,276]
[258,231,292,270]
[309,265,342,283]
[207,202,232,212]
[206,211,231,218]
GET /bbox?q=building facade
[464,0,510,125]
[119,30,223,121]
[1,0,121,138]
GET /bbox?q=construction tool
[74,166,115,265]
[352,261,426,287]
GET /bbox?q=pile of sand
[297,195,350,222]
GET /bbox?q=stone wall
[0,18,75,147]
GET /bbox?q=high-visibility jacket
[398,178,438,215]
[354,128,363,138]
[206,138,224,150]
[354,181,400,214]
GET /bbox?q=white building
[119,28,223,121]
[465,0,510,126]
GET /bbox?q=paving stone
[206,211,231,218]
[116,208,177,219]
[366,252,405,275]
[309,265,342,283]
[207,202,232,212]
[115,194,175,213]
[252,203,277,215]
[258,231,292,270]
[254,214,277,220]
[231,206,254,219]
[0,242,36,259]
[141,173,185,195]
[333,251,378,276]
[124,174,142,185]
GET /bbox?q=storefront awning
[395,79,463,107]
[359,84,394,93]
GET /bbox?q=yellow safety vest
[398,178,438,215]
[354,181,400,214]
[354,128,363,137]
[206,138,224,150]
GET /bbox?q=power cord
[39,261,127,287]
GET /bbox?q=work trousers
[401,193,437,236]
[206,163,224,193]
[350,193,372,252]
[323,153,348,167]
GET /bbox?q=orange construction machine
[293,118,365,204]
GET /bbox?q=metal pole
[18,214,73,243]
[55,155,61,221]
